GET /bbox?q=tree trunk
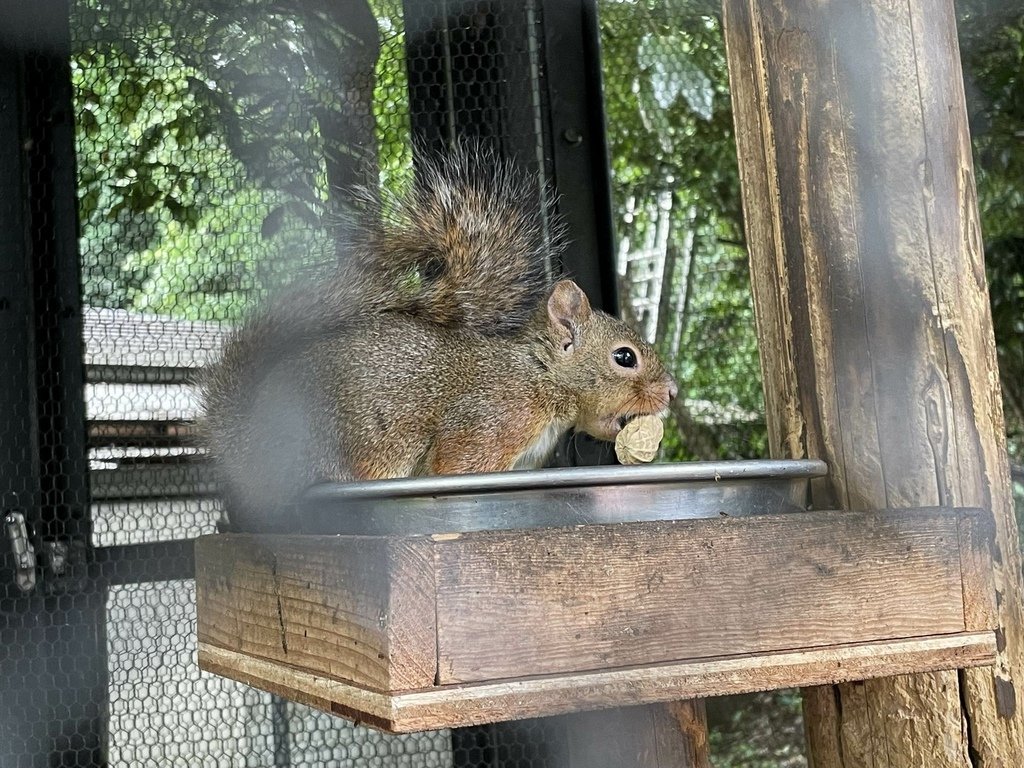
[722,0,1024,765]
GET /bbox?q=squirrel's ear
[547,280,591,352]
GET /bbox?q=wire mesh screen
[73,0,457,764]
[2,0,1021,767]
[600,1,767,464]
[4,0,556,765]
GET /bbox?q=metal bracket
[4,508,37,593]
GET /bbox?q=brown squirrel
[201,149,677,529]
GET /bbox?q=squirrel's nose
[668,379,679,401]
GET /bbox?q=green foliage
[602,3,1024,765]
[66,2,1023,764]
[958,0,1024,460]
[70,0,1021,464]
[372,3,415,194]
[957,2,1024,558]
[600,0,1024,471]
[708,691,807,768]
[71,0,365,320]
[600,0,766,461]
[71,0,421,321]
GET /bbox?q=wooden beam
[195,507,995,733]
[199,633,996,733]
[721,0,1024,764]
[433,511,974,684]
[197,534,438,693]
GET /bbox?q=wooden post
[722,0,1024,765]
[488,704,708,768]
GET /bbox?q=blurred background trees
[69,1,1023,764]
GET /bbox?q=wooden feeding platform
[195,461,997,733]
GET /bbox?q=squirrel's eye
[612,347,638,368]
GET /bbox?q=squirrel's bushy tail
[347,145,562,334]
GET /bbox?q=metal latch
[4,509,37,593]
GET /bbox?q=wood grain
[960,512,998,634]
[722,0,1020,764]
[434,510,973,683]
[195,534,437,693]
[195,506,994,734]
[198,632,995,733]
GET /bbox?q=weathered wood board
[722,0,1024,763]
[196,507,997,732]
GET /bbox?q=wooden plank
[198,633,996,733]
[433,510,974,684]
[658,701,710,768]
[195,534,437,693]
[959,511,998,633]
[195,508,995,732]
[544,703,711,768]
[557,705,699,768]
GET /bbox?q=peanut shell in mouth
[614,414,664,465]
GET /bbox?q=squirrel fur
[200,149,677,529]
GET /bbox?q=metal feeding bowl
[297,459,828,536]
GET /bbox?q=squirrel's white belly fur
[512,421,567,470]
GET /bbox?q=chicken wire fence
[8,0,1021,765]
[0,0,775,766]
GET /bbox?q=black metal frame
[403,0,617,313]
[540,0,617,313]
[0,4,104,766]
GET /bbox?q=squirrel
[200,148,678,530]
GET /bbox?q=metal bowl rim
[301,459,827,502]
